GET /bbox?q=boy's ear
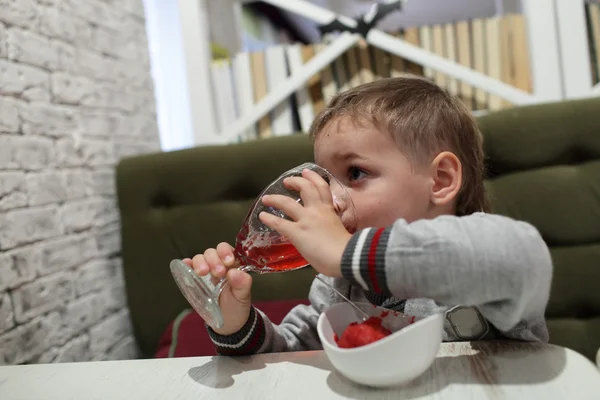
[429,151,462,206]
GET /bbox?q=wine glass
[169,162,357,329]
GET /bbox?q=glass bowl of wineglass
[169,162,357,329]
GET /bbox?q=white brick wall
[0,0,160,364]
[0,59,51,101]
[0,97,19,132]
[0,23,7,59]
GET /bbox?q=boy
[183,76,552,355]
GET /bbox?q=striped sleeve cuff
[340,227,392,295]
[206,306,266,356]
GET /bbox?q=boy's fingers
[203,249,226,277]
[283,175,321,207]
[259,211,295,238]
[182,258,192,267]
[262,194,303,221]
[303,169,334,205]
[216,242,236,267]
[191,254,208,275]
[227,269,252,304]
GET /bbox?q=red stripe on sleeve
[367,228,385,293]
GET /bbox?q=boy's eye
[348,166,367,182]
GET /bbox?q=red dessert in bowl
[317,302,443,387]
[334,316,392,348]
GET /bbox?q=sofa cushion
[155,299,310,358]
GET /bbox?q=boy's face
[314,118,434,230]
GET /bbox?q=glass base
[170,259,224,329]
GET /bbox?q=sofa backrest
[477,96,600,360]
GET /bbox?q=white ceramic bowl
[317,302,444,387]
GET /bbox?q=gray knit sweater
[208,213,552,355]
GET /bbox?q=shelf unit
[146,0,600,149]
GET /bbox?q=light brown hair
[309,76,490,216]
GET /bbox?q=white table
[1,342,599,399]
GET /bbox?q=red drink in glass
[234,219,308,273]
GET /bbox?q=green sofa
[116,96,600,361]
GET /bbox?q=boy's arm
[340,213,552,334]
[206,275,339,355]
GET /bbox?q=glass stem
[215,265,254,297]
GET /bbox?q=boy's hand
[259,169,352,278]
[182,242,252,336]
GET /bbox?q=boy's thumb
[227,269,252,303]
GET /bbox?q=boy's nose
[329,180,356,232]
[330,182,348,214]
[333,198,343,215]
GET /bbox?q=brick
[0,171,27,211]
[78,110,121,138]
[123,88,153,114]
[37,233,97,276]
[0,97,20,133]
[0,292,15,334]
[12,272,74,323]
[75,48,115,82]
[53,335,91,363]
[0,59,51,101]
[39,7,94,48]
[114,141,156,160]
[35,347,59,364]
[94,198,119,227]
[78,84,117,110]
[117,61,152,89]
[0,0,39,30]
[0,311,69,364]
[114,113,157,138]
[55,137,81,167]
[64,294,103,334]
[89,309,132,355]
[95,87,151,114]
[99,282,127,317]
[0,135,55,171]
[61,0,125,32]
[63,169,92,200]
[106,335,139,360]
[0,22,7,58]
[51,72,98,105]
[93,27,130,59]
[94,222,120,257]
[26,171,68,206]
[0,245,40,291]
[0,206,61,250]
[58,198,119,232]
[53,39,77,73]
[20,102,79,137]
[7,27,59,70]
[75,259,120,296]
[90,168,115,196]
[58,198,101,233]
[35,335,91,364]
[121,14,147,40]
[130,89,156,115]
[122,0,146,19]
[56,137,115,167]
[113,257,123,274]
[118,19,148,66]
